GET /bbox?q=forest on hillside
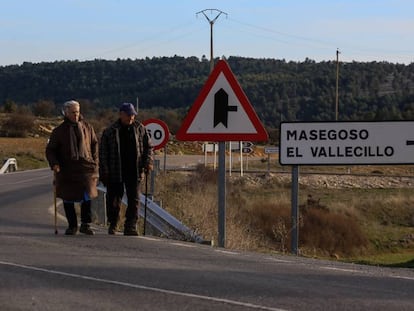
[1,55,414,136]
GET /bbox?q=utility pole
[196,9,228,248]
[335,49,340,121]
[196,9,227,73]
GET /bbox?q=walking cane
[143,171,149,236]
[53,171,58,235]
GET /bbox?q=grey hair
[63,100,80,115]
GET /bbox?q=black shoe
[65,227,78,235]
[108,225,116,235]
[79,223,94,235]
[124,227,138,236]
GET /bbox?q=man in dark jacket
[99,103,153,235]
[46,100,99,235]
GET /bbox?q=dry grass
[155,165,414,264]
[0,137,49,170]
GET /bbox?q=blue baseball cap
[119,103,137,116]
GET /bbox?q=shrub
[300,208,368,256]
[189,164,218,186]
[244,198,368,256]
[246,202,291,252]
[32,100,55,117]
[1,113,35,137]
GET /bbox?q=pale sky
[1,0,413,66]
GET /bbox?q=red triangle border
[176,60,268,142]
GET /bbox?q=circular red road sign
[142,119,170,150]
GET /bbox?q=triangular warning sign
[176,60,268,142]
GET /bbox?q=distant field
[0,137,49,170]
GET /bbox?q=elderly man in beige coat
[46,100,99,235]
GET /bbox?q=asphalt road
[0,169,413,311]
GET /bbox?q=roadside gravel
[239,172,414,189]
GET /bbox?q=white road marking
[264,258,292,263]
[47,205,66,221]
[0,174,50,186]
[0,260,287,311]
[390,275,414,281]
[171,242,196,248]
[140,237,160,241]
[321,266,414,281]
[321,266,359,273]
[215,250,239,255]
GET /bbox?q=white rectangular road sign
[280,121,414,165]
[203,143,218,152]
[264,146,279,154]
[230,141,253,151]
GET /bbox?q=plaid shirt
[99,119,153,184]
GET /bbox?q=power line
[196,9,228,72]
[227,17,414,63]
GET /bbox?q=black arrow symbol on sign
[214,88,237,128]
[406,141,414,145]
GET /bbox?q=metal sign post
[240,141,243,177]
[264,146,279,174]
[291,165,299,255]
[218,141,226,247]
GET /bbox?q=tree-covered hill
[1,56,414,131]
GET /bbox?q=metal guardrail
[0,158,18,174]
[96,184,206,243]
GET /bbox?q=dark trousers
[106,181,140,228]
[63,201,92,228]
